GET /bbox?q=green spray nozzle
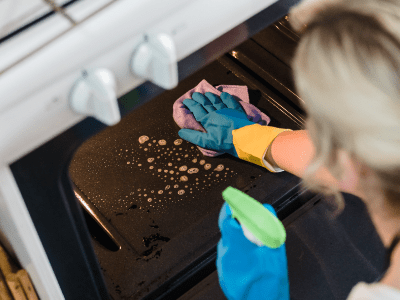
[222,186,286,248]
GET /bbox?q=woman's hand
[179,91,292,172]
[178,92,255,157]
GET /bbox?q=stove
[1,1,385,299]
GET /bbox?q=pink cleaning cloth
[173,79,271,157]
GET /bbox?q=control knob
[131,33,178,90]
[69,68,121,126]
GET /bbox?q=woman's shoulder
[347,282,400,300]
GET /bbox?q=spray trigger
[222,186,286,248]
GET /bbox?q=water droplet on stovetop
[174,139,183,145]
[139,136,149,144]
[188,168,199,174]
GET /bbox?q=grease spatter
[139,135,149,144]
[214,164,224,171]
[174,139,183,145]
[188,168,199,174]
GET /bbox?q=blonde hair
[292,0,400,216]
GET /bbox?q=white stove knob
[131,33,178,90]
[70,68,121,126]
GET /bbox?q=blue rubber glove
[178,92,255,156]
[217,202,290,300]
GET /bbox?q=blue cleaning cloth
[217,202,290,300]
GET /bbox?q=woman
[178,0,400,298]
[289,1,400,297]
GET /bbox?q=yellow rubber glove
[232,124,292,173]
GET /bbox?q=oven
[0,1,387,299]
